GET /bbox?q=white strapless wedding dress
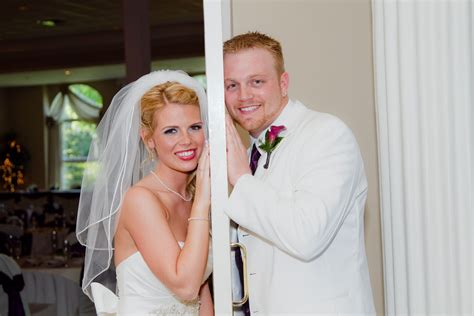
[91,241,213,315]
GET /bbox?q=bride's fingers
[195,145,209,197]
[199,145,211,197]
[197,143,210,175]
[201,145,209,170]
[198,143,208,163]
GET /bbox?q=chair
[0,254,30,316]
[0,223,23,238]
[0,230,23,260]
[22,269,81,316]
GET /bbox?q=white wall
[230,0,383,313]
[6,86,45,188]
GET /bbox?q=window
[60,84,102,189]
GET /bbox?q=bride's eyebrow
[160,125,178,131]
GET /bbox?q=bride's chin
[174,163,199,174]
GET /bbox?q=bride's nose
[179,131,192,146]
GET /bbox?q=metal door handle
[230,242,249,307]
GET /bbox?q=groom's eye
[252,79,264,86]
[226,83,237,91]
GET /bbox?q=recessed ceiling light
[37,19,63,27]
[18,6,28,11]
[64,70,71,76]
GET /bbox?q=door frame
[203,0,234,314]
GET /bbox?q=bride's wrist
[191,202,210,213]
[189,210,209,218]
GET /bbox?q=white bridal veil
[76,70,208,299]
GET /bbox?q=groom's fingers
[226,117,247,154]
[226,119,246,160]
[225,113,234,130]
[227,122,247,158]
[225,117,251,186]
[225,115,239,146]
[227,124,244,159]
[225,122,236,155]
[225,116,234,145]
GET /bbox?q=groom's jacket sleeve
[225,116,367,262]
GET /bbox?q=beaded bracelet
[188,217,209,222]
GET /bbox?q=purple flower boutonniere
[259,125,286,169]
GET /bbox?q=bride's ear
[140,128,155,150]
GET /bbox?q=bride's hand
[194,143,210,211]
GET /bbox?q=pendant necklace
[150,171,192,202]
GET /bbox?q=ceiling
[0,0,205,75]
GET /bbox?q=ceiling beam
[122,0,150,83]
[0,22,204,74]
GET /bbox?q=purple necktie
[249,144,261,175]
[234,144,260,315]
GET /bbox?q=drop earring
[147,148,157,162]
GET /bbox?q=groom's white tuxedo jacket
[226,100,375,315]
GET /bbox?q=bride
[76,70,213,315]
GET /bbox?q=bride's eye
[164,128,177,135]
[190,124,203,131]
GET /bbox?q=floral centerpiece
[0,134,30,192]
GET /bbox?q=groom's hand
[225,114,251,186]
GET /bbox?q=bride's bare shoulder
[126,184,155,199]
[121,183,168,219]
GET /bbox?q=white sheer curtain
[45,85,101,122]
[372,0,472,315]
[42,85,101,188]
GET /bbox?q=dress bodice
[115,241,213,315]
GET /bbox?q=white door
[203,1,236,315]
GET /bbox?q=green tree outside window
[60,84,102,189]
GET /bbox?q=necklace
[150,171,192,202]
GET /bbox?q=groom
[224,32,375,314]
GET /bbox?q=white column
[372,0,472,314]
[203,0,233,314]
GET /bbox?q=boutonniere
[259,125,286,169]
